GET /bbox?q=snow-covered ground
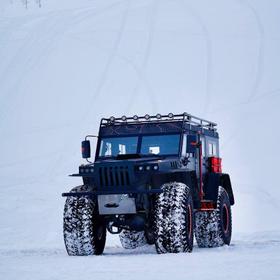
[0,0,280,279]
[1,232,280,280]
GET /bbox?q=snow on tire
[154,182,194,254]
[119,230,147,249]
[195,186,232,248]
[63,185,106,256]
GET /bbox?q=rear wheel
[154,182,194,254]
[63,185,106,256]
[119,230,147,249]
[195,186,232,247]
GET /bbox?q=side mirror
[187,135,197,153]
[81,140,91,158]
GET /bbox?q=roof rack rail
[100,112,217,131]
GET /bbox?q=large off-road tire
[154,182,194,254]
[119,230,147,249]
[195,186,232,248]
[63,185,106,256]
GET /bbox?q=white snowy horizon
[0,0,279,279]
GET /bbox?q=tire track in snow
[0,11,80,126]
[80,0,131,121]
[217,88,279,151]
[41,0,131,182]
[125,0,159,114]
[0,16,51,122]
[237,0,265,103]
[0,1,125,128]
[212,0,265,151]
[209,88,280,115]
[177,0,264,151]
[66,31,158,117]
[0,3,127,182]
[41,1,131,179]
[179,0,213,116]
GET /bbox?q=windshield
[99,136,138,157]
[98,134,180,157]
[141,135,180,155]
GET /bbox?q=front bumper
[61,188,162,197]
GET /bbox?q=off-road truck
[62,112,234,255]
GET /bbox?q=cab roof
[99,113,218,138]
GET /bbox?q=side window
[208,142,217,156]
[201,137,205,157]
[208,143,212,155]
[186,134,196,157]
[212,143,217,155]
[181,134,187,156]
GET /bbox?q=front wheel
[63,185,106,256]
[154,182,194,254]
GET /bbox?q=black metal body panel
[151,170,200,208]
[220,173,235,205]
[92,157,181,192]
[203,173,234,205]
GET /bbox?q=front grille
[98,166,131,187]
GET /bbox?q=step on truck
[62,112,234,255]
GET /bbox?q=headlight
[136,164,159,171]
[79,167,94,173]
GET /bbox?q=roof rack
[100,112,217,131]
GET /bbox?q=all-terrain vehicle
[62,112,234,255]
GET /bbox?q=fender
[220,173,235,205]
[204,173,234,205]
[150,170,200,208]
